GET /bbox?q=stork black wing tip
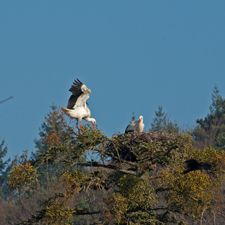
[69,78,83,92]
[76,78,82,82]
[74,78,83,86]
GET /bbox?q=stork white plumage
[61,79,96,132]
[125,116,144,133]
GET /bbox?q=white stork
[61,79,96,131]
[125,115,144,133]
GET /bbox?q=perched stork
[61,79,96,132]
[125,116,144,133]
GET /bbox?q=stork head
[81,84,91,94]
[90,118,96,130]
[138,116,143,125]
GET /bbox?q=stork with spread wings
[62,79,96,131]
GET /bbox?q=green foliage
[117,174,157,210]
[0,186,55,225]
[8,106,225,225]
[9,151,40,195]
[150,105,179,134]
[151,105,166,132]
[31,105,77,190]
[33,104,70,157]
[160,146,225,219]
[105,174,157,224]
[129,112,136,122]
[0,138,11,199]
[194,85,225,150]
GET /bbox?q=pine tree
[209,84,224,115]
[0,138,11,199]
[31,104,73,188]
[194,85,225,150]
[9,125,225,224]
[33,104,69,157]
[150,105,179,134]
[130,112,136,122]
[150,105,166,132]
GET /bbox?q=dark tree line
[1,86,225,224]
[194,85,225,150]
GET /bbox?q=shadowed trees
[0,139,11,200]
[3,85,225,224]
[7,107,225,224]
[0,105,75,224]
[194,85,225,150]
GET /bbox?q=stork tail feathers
[61,107,71,117]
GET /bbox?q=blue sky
[1,1,225,160]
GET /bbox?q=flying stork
[61,79,96,132]
[125,115,144,133]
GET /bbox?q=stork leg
[75,119,81,134]
[80,120,83,132]
[76,119,79,129]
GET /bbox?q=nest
[106,131,178,163]
[131,131,178,143]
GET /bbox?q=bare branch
[0,96,13,104]
[73,161,137,176]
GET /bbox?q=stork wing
[67,95,78,109]
[69,79,83,96]
[125,120,138,133]
[67,79,83,109]
[67,78,91,109]
[75,85,91,108]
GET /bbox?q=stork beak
[138,119,141,126]
[93,124,95,130]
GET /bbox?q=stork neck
[85,117,92,122]
[84,117,95,123]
